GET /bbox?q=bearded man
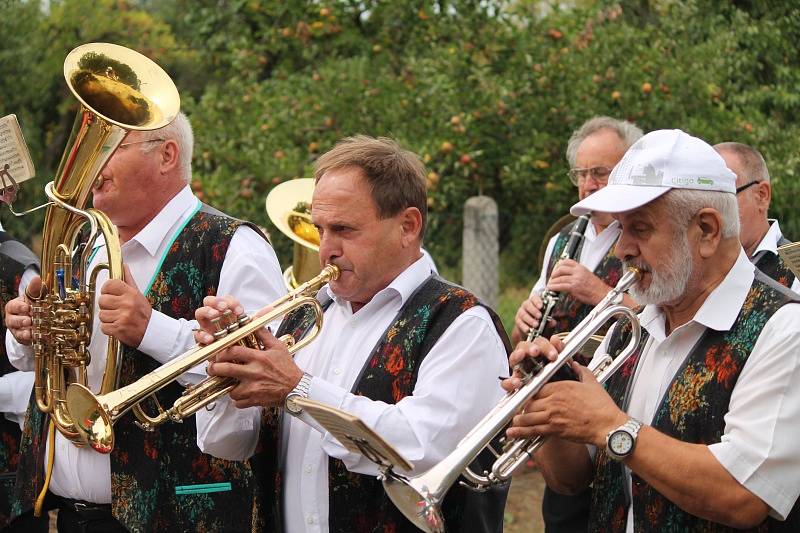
[505,129,800,532]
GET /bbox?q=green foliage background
[2,0,799,285]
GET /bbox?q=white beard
[624,230,693,306]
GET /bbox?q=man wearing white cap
[713,142,798,292]
[504,129,800,531]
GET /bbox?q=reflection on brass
[32,43,179,445]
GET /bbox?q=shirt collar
[584,219,619,243]
[128,186,199,256]
[638,248,754,339]
[324,253,432,310]
[753,219,783,256]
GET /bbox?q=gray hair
[713,142,770,184]
[139,111,194,183]
[566,116,644,167]
[662,188,740,239]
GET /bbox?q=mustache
[622,258,651,273]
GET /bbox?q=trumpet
[382,267,642,533]
[65,264,340,453]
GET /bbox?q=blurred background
[3,2,799,529]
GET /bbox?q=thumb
[24,276,43,301]
[122,264,140,291]
[573,362,598,384]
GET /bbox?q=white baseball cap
[570,129,736,216]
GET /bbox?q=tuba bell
[29,43,179,444]
[266,178,321,289]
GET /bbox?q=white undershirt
[593,250,800,530]
[196,256,509,533]
[531,220,620,296]
[6,186,286,503]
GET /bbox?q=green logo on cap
[697,177,714,186]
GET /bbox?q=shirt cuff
[709,441,793,520]
[138,310,180,362]
[296,376,349,435]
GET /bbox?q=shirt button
[305,465,312,473]
[307,515,315,524]
[333,368,342,375]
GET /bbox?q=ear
[399,207,423,247]
[754,181,771,214]
[159,139,180,174]
[694,208,723,259]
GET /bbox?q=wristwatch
[284,372,313,415]
[606,418,642,461]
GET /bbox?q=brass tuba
[265,178,321,289]
[65,264,339,453]
[30,43,179,444]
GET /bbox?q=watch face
[285,394,300,414]
[609,430,634,456]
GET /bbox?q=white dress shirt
[530,220,620,296]
[197,255,509,533]
[752,219,800,292]
[6,186,286,503]
[593,250,800,530]
[0,266,38,429]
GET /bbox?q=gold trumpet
[381,268,642,533]
[29,43,179,444]
[65,264,340,453]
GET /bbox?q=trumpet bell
[66,383,114,454]
[383,474,445,533]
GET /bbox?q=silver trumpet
[382,267,642,533]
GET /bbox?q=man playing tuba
[5,112,286,532]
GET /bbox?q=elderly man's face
[312,166,408,307]
[613,197,694,306]
[93,132,167,227]
[717,148,769,252]
[574,129,628,201]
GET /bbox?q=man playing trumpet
[506,129,800,531]
[194,135,511,533]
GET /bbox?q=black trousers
[6,493,127,533]
[542,485,591,533]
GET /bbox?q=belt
[51,494,113,519]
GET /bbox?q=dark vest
[264,275,512,533]
[591,272,800,533]
[13,206,271,532]
[546,221,624,339]
[753,233,795,290]
[0,233,38,528]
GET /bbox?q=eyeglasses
[735,180,761,194]
[118,138,166,149]
[568,166,613,186]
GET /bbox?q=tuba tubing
[381,267,641,533]
[65,264,340,454]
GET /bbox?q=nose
[614,227,637,262]
[318,230,341,267]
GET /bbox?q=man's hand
[511,293,552,344]
[547,259,611,306]
[5,276,42,345]
[502,335,626,447]
[98,265,152,348]
[207,328,303,409]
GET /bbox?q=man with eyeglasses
[5,112,286,532]
[714,142,798,292]
[510,116,643,532]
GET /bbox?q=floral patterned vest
[0,234,38,528]
[545,220,623,361]
[265,275,512,533]
[753,234,795,290]
[591,272,800,533]
[13,206,271,532]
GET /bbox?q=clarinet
[526,214,592,342]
